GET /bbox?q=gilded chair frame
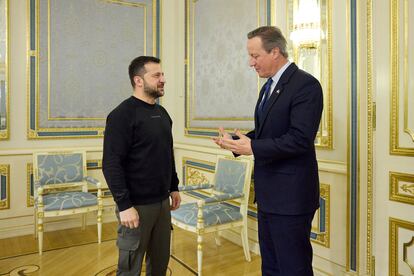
[32,150,103,255]
[171,156,252,276]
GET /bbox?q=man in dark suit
[213,26,323,275]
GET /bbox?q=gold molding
[46,0,146,121]
[311,183,330,248]
[0,164,10,210]
[182,157,258,211]
[345,0,351,270]
[26,163,34,207]
[27,0,159,139]
[190,0,260,122]
[182,157,215,183]
[287,0,333,149]
[0,0,9,140]
[366,0,374,273]
[389,171,414,205]
[403,236,414,273]
[389,217,414,275]
[403,0,414,142]
[184,0,267,137]
[390,0,414,156]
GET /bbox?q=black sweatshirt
[102,96,179,211]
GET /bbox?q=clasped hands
[213,127,253,155]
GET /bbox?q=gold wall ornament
[27,163,35,207]
[287,0,333,149]
[0,0,9,140]
[390,0,414,155]
[0,164,10,209]
[390,171,414,205]
[390,218,414,275]
[403,236,414,273]
[27,0,160,139]
[187,167,210,185]
[311,183,330,247]
[184,0,270,138]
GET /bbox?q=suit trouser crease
[258,211,315,276]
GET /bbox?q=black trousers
[258,210,315,276]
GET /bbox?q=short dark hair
[128,56,161,88]
[247,26,288,58]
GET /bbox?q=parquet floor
[0,222,261,275]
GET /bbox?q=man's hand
[213,127,232,149]
[170,191,181,210]
[214,129,253,156]
[119,207,139,229]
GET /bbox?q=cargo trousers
[116,198,171,276]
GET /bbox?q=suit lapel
[257,63,299,137]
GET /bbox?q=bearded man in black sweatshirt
[102,56,181,276]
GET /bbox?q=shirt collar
[270,61,291,85]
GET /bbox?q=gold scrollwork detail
[403,236,414,273]
[390,171,414,205]
[311,183,330,247]
[390,218,414,275]
[0,164,10,210]
[187,167,209,185]
[27,163,34,207]
[390,0,414,156]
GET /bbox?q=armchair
[171,156,252,275]
[32,150,103,255]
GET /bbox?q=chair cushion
[39,192,97,211]
[172,203,242,227]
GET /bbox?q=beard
[143,80,164,99]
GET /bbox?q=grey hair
[247,26,288,58]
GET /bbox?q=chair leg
[97,209,102,244]
[197,233,203,276]
[38,213,44,255]
[240,225,251,262]
[214,231,221,246]
[81,214,87,230]
[34,210,38,239]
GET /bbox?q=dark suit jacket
[247,63,323,215]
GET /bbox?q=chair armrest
[84,176,102,188]
[201,192,244,204]
[178,184,213,191]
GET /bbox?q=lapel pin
[276,89,280,94]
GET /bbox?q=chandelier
[289,0,323,48]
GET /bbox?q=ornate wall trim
[389,171,414,205]
[390,0,414,155]
[27,0,161,139]
[311,183,330,247]
[0,164,10,210]
[389,217,414,275]
[184,0,271,138]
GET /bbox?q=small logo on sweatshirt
[151,115,161,119]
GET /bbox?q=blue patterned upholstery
[173,203,242,227]
[32,150,103,255]
[36,153,84,186]
[38,192,98,211]
[178,184,213,191]
[214,158,247,194]
[171,156,253,274]
[204,192,243,204]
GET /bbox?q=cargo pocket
[116,228,140,272]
